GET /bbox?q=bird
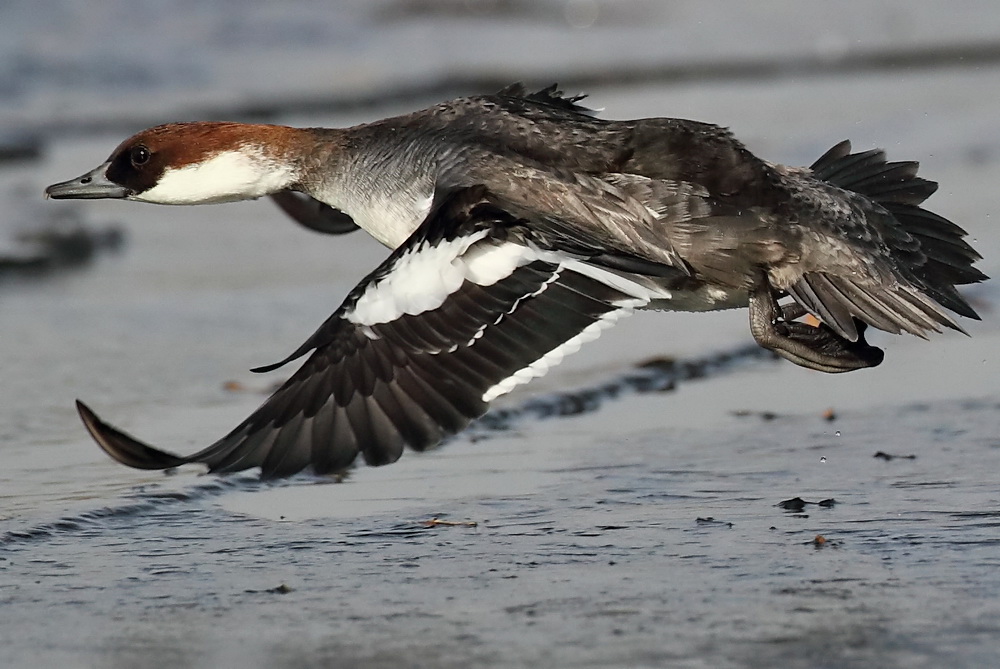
[45,84,985,479]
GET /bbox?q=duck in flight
[46,84,985,479]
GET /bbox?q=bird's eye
[130,145,151,167]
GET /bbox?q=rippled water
[2,2,1000,667]
[3,390,999,669]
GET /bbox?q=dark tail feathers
[811,140,986,320]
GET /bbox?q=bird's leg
[748,282,884,373]
[776,300,808,322]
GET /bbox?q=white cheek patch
[136,150,295,205]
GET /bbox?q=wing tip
[76,399,190,471]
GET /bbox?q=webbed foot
[749,284,884,373]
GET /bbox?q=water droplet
[820,456,827,463]
[835,430,841,437]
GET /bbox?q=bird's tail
[810,140,986,320]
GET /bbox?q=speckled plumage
[294,85,982,340]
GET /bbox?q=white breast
[355,192,435,248]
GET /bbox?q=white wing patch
[461,240,535,286]
[349,233,673,404]
[349,233,673,328]
[349,233,484,326]
[349,231,546,326]
[479,257,663,402]
[481,297,644,402]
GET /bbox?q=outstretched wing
[79,187,665,479]
[269,190,359,235]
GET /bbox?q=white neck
[136,150,296,205]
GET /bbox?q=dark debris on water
[874,451,917,461]
[0,203,125,280]
[244,583,294,595]
[467,344,775,439]
[695,517,734,528]
[778,497,837,512]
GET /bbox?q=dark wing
[78,187,661,479]
[269,190,359,235]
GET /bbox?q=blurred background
[2,2,999,667]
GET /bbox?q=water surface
[2,3,999,667]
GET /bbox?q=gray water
[2,2,1000,667]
